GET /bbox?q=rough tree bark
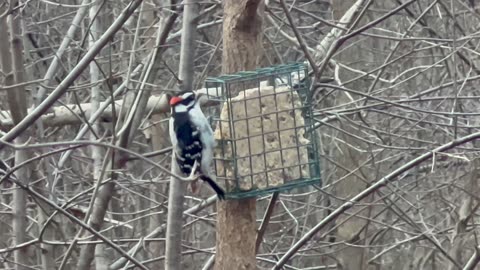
[215,0,264,269]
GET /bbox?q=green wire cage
[204,63,320,199]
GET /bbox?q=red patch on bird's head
[169,96,183,106]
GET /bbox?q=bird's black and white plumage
[168,91,225,200]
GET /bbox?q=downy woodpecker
[168,91,225,200]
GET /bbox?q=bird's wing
[189,105,216,177]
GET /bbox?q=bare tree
[4,0,480,269]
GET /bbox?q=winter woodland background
[1,0,480,269]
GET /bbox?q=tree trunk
[165,0,198,269]
[6,2,31,269]
[215,1,264,269]
[89,1,108,269]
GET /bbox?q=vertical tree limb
[5,1,31,269]
[165,0,198,269]
[88,0,108,269]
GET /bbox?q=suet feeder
[204,63,320,199]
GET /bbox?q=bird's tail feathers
[199,175,225,200]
